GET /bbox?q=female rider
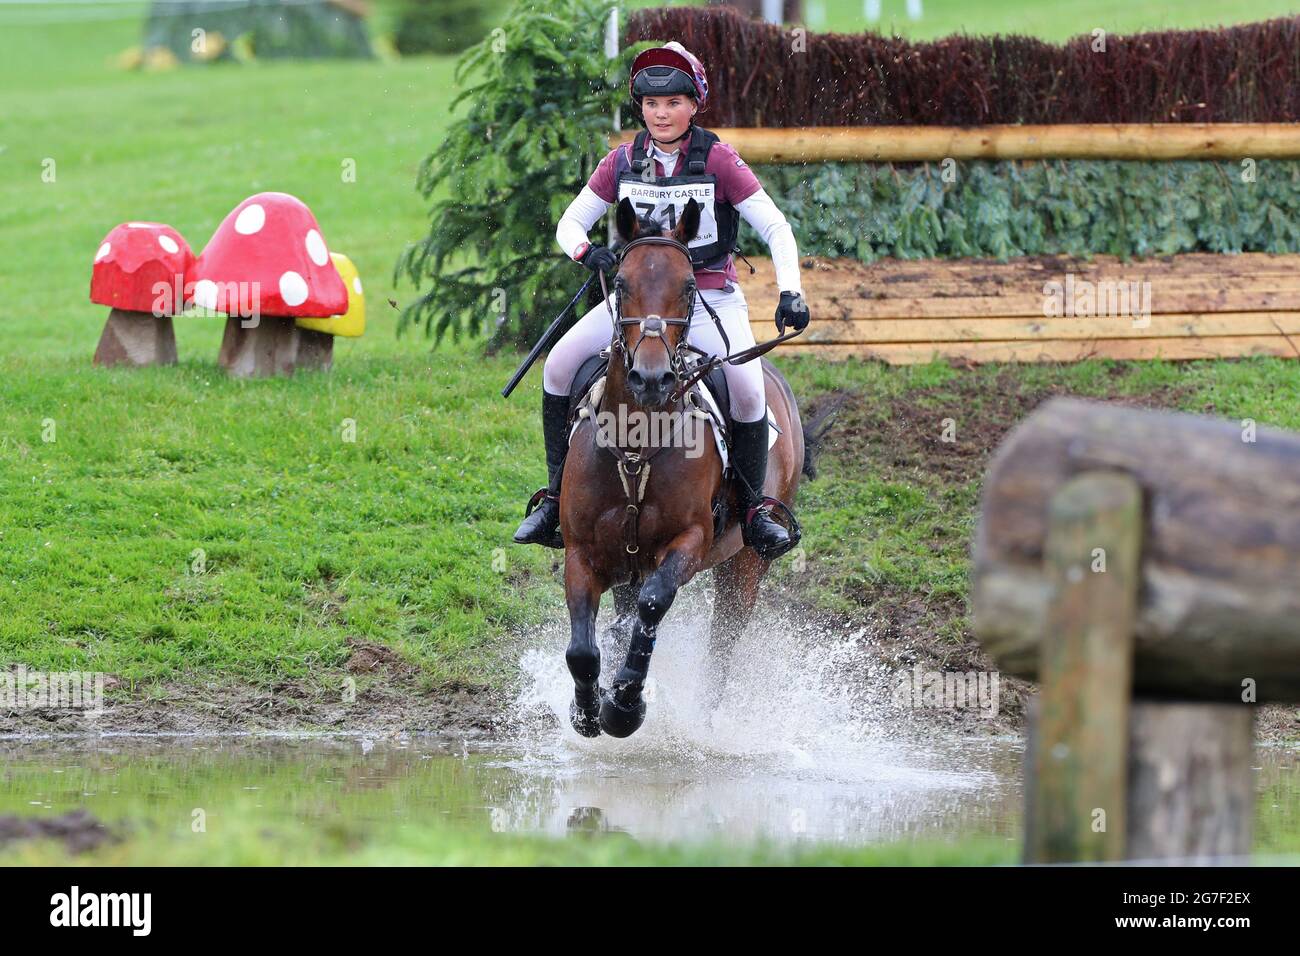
[513,42,811,558]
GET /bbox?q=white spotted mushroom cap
[90,222,194,315]
[188,192,347,318]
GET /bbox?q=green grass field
[0,14,538,690]
[809,0,1300,39]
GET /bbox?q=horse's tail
[801,392,847,481]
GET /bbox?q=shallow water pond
[0,732,1021,849]
[0,732,1295,858]
[4,592,1299,859]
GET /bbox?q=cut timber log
[93,308,178,368]
[613,124,1300,163]
[762,314,1300,342]
[765,338,1300,364]
[739,254,1300,364]
[972,397,1300,703]
[218,316,333,378]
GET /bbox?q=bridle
[589,233,712,558]
[598,234,700,389]
[584,230,805,561]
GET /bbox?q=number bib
[615,176,720,254]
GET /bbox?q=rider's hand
[775,290,810,334]
[579,244,618,274]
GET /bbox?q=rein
[587,233,803,557]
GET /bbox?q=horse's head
[611,197,701,409]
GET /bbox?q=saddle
[566,352,736,449]
[564,352,782,542]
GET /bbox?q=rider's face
[641,95,696,144]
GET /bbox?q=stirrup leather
[524,487,558,517]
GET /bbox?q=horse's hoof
[569,695,602,738]
[599,688,646,738]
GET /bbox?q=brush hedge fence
[628,7,1300,127]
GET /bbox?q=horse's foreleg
[600,526,706,738]
[707,546,768,691]
[564,549,605,737]
[603,581,639,669]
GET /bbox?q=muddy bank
[0,680,506,739]
[0,639,508,739]
[6,631,1289,743]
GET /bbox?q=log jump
[971,397,1300,862]
[614,124,1300,163]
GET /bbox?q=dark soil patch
[0,809,115,854]
[825,364,1197,488]
[344,637,416,677]
[1256,704,1300,741]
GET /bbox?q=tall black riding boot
[730,415,794,561]
[513,389,570,549]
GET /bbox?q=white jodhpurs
[542,284,767,423]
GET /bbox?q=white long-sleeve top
[555,142,804,294]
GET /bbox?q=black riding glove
[579,244,618,274]
[775,290,810,334]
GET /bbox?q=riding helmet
[628,42,709,125]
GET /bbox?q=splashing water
[504,578,1021,845]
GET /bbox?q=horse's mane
[630,211,669,239]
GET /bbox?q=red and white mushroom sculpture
[190,192,347,377]
[90,222,194,367]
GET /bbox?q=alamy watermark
[592,406,711,458]
[1,666,106,717]
[1043,273,1152,328]
[50,886,150,936]
[892,665,1000,718]
[150,274,263,327]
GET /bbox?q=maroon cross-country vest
[613,126,740,271]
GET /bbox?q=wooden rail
[613,124,1300,162]
[742,253,1300,364]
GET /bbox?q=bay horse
[560,196,815,738]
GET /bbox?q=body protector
[613,126,739,271]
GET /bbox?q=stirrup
[524,487,558,517]
[743,495,802,560]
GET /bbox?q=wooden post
[1127,701,1254,860]
[218,316,332,378]
[1026,472,1141,863]
[93,308,178,368]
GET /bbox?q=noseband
[598,235,698,384]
